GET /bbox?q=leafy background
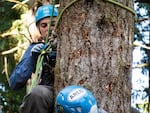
[0,0,150,113]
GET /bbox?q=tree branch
[0,43,27,55]
[135,18,150,23]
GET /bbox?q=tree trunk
[55,0,134,113]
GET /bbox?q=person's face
[38,17,56,40]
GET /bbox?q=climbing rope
[54,0,82,32]
[29,46,52,92]
[29,0,84,92]
[103,0,135,15]
[29,0,135,92]
[55,0,135,32]
[46,0,56,43]
[29,0,56,92]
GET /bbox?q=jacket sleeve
[9,43,37,90]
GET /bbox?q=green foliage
[0,0,149,113]
[0,43,26,113]
[136,101,149,113]
[0,1,21,33]
[0,83,26,113]
[0,37,18,51]
[133,1,150,113]
[136,1,150,16]
[0,1,29,113]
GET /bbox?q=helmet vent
[76,107,82,113]
[89,99,93,105]
[70,107,75,112]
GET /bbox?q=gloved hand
[50,38,57,51]
[31,43,50,59]
[31,43,49,54]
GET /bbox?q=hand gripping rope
[29,0,56,92]
[29,0,135,92]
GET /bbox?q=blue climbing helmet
[56,85,99,113]
[35,4,58,24]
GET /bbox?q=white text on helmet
[68,88,86,101]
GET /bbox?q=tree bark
[55,0,134,113]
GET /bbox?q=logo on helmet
[43,7,50,14]
[68,88,86,101]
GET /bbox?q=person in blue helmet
[55,85,108,113]
[56,85,141,113]
[9,4,58,113]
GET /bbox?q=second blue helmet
[56,85,99,113]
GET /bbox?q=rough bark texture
[54,0,134,113]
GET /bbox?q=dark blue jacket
[9,43,56,90]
